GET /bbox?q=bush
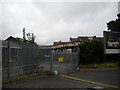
[79,40,103,64]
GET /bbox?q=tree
[107,13,120,32]
[79,40,103,64]
[107,20,115,31]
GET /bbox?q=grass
[79,61,120,70]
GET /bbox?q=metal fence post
[7,41,10,80]
[77,47,80,67]
[50,48,53,71]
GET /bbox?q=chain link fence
[2,41,79,81]
[51,48,80,74]
[2,41,51,81]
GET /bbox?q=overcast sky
[1,0,118,45]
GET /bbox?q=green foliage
[107,21,115,30]
[79,40,103,64]
[107,13,120,32]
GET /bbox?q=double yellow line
[60,75,120,89]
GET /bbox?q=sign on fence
[58,57,64,63]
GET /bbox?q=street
[2,70,119,90]
[65,69,119,86]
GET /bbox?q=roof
[53,41,70,45]
[5,36,24,42]
[51,42,81,49]
[70,36,103,42]
[39,45,51,49]
[5,36,38,46]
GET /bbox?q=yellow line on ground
[60,75,120,89]
[1,73,38,84]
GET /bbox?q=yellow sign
[58,57,64,62]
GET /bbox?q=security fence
[2,41,51,81]
[51,48,80,74]
[2,41,79,82]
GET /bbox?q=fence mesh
[2,41,51,81]
[2,41,79,81]
[51,48,79,74]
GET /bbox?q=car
[107,39,119,47]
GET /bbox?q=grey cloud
[1,2,118,45]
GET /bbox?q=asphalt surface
[2,70,120,90]
[2,75,98,89]
[65,70,120,87]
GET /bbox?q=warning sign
[58,57,64,62]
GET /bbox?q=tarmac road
[2,70,119,89]
[65,69,119,87]
[2,75,99,89]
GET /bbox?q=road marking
[60,75,120,89]
[1,73,38,84]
